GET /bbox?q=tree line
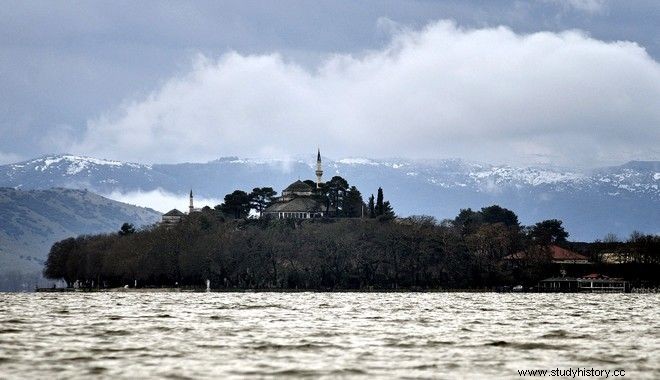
[43,204,660,289]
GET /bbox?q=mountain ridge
[1,153,658,241]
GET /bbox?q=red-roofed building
[547,245,590,264]
[504,245,590,264]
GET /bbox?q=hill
[0,187,161,291]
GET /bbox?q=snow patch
[228,158,258,164]
[381,162,406,169]
[227,158,300,173]
[25,155,146,174]
[337,158,379,166]
[469,166,584,186]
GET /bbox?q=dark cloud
[1,1,659,165]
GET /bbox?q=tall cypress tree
[380,201,396,221]
[327,176,349,215]
[343,186,364,218]
[375,187,384,216]
[368,194,375,218]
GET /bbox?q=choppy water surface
[0,293,658,379]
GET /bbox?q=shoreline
[33,287,656,293]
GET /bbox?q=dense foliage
[213,176,385,219]
[43,205,660,289]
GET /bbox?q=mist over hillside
[1,154,658,241]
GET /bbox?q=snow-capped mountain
[1,154,658,240]
[2,154,166,190]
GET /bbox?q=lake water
[0,292,658,379]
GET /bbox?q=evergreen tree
[217,190,251,219]
[378,201,396,221]
[312,182,331,213]
[530,219,569,245]
[118,223,136,236]
[343,186,364,218]
[375,187,384,216]
[249,187,277,216]
[480,205,520,228]
[454,208,481,235]
[368,194,375,218]
[303,179,317,189]
[327,176,349,215]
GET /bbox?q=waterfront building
[538,273,629,292]
[505,245,590,265]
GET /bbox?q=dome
[283,180,313,194]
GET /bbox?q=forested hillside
[0,187,161,291]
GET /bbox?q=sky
[1,0,659,167]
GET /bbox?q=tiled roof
[163,208,185,216]
[505,245,589,262]
[548,245,589,261]
[264,197,326,213]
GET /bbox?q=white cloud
[103,188,221,213]
[74,20,660,167]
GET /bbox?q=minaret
[189,189,194,214]
[315,148,323,188]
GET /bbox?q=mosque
[160,190,200,226]
[161,149,332,224]
[262,149,333,219]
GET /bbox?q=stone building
[160,208,185,226]
[161,189,200,226]
[262,149,333,219]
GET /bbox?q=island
[42,150,660,291]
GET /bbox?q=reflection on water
[0,293,658,378]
